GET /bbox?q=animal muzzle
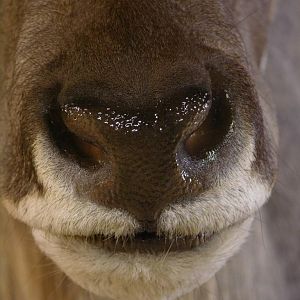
[48,82,233,223]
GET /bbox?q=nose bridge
[115,130,177,179]
[107,124,182,220]
[99,92,209,211]
[61,88,210,220]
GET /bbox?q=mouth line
[68,230,216,253]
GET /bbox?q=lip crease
[70,231,215,253]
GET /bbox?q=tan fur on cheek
[3,134,140,238]
[159,174,271,238]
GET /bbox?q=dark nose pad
[54,86,222,221]
[183,91,233,160]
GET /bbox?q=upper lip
[70,230,215,253]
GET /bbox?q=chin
[33,218,253,300]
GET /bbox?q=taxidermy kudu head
[0,1,278,299]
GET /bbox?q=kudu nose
[52,85,231,221]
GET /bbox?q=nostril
[184,90,233,159]
[71,136,107,165]
[47,106,108,168]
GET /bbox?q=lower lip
[70,231,215,253]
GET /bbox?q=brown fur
[1,0,299,299]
